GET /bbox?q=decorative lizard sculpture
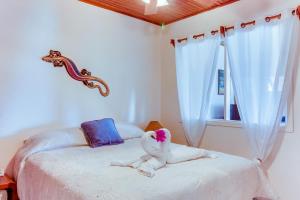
[42,50,110,97]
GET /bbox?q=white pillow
[115,122,144,140]
[24,127,87,147]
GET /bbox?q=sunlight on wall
[128,89,137,123]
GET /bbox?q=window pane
[229,80,241,120]
[208,44,225,120]
[226,49,241,121]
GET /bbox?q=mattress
[10,137,274,200]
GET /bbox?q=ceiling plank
[79,0,238,26]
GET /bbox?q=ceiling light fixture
[142,0,169,7]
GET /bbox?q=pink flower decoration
[155,129,166,143]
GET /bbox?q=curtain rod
[170,5,300,47]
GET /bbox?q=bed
[6,126,274,200]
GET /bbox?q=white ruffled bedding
[6,128,275,200]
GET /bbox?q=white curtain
[175,36,220,147]
[225,12,300,162]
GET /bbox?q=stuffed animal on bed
[111,128,171,177]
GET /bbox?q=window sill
[206,119,294,133]
[206,119,242,128]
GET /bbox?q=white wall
[0,0,162,169]
[161,0,300,200]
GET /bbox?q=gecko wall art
[42,50,110,97]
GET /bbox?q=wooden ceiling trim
[79,0,239,26]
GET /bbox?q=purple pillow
[81,118,124,148]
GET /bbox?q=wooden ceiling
[80,0,238,25]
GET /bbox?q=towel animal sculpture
[111,128,216,177]
[111,128,171,177]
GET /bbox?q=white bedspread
[7,134,275,200]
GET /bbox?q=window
[208,42,241,122]
[207,42,292,130]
